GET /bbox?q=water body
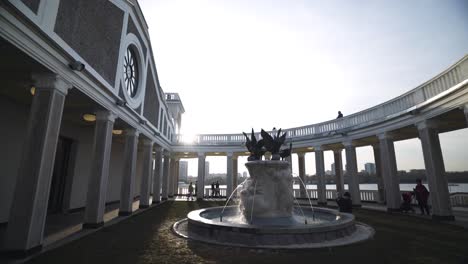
[302,183,468,193]
[198,183,468,193]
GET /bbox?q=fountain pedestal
[240,161,293,219]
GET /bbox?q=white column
[197,153,206,199]
[372,144,385,203]
[168,157,176,197]
[119,128,139,215]
[4,74,70,253]
[152,147,163,203]
[173,158,180,195]
[226,152,234,198]
[378,132,401,211]
[314,147,327,205]
[232,156,238,196]
[417,121,454,220]
[83,111,116,228]
[343,141,361,206]
[333,149,344,194]
[297,152,307,198]
[464,105,468,126]
[161,151,170,200]
[139,139,154,208]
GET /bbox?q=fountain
[173,129,374,248]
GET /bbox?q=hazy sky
[138,0,468,175]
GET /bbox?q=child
[400,192,415,213]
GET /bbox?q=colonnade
[3,73,173,253]
[176,110,467,222]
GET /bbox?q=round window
[123,47,139,97]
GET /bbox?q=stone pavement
[19,201,468,264]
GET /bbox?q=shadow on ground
[27,201,468,264]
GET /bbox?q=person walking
[413,179,430,215]
[188,182,194,201]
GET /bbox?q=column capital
[296,152,306,158]
[226,152,234,157]
[95,110,117,122]
[312,145,323,152]
[371,143,380,150]
[197,152,206,158]
[462,104,468,114]
[154,146,163,153]
[125,128,140,137]
[377,132,394,140]
[32,73,72,95]
[416,120,439,131]
[342,140,357,148]
[332,148,342,154]
[142,138,154,146]
[163,149,171,156]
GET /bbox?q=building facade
[364,163,376,174]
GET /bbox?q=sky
[138,0,468,176]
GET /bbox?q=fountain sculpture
[173,128,374,248]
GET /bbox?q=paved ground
[24,201,468,264]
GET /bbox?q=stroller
[400,192,415,213]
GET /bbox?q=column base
[197,198,204,201]
[2,245,42,257]
[317,202,327,206]
[83,222,104,229]
[118,211,133,217]
[387,208,400,212]
[432,215,455,221]
[352,204,362,208]
[139,204,150,209]
[161,197,168,201]
[152,200,161,204]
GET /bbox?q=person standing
[336,192,352,213]
[188,182,194,201]
[211,182,215,198]
[413,179,430,215]
[215,181,220,197]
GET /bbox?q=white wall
[134,149,144,197]
[107,139,125,203]
[0,97,29,223]
[60,122,94,210]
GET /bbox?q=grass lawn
[27,201,468,264]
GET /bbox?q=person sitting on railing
[336,111,343,119]
[336,192,352,213]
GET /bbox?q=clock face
[124,47,138,97]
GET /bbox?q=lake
[197,183,468,193]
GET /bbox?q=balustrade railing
[175,186,468,207]
[176,55,468,145]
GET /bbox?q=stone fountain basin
[173,206,374,248]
